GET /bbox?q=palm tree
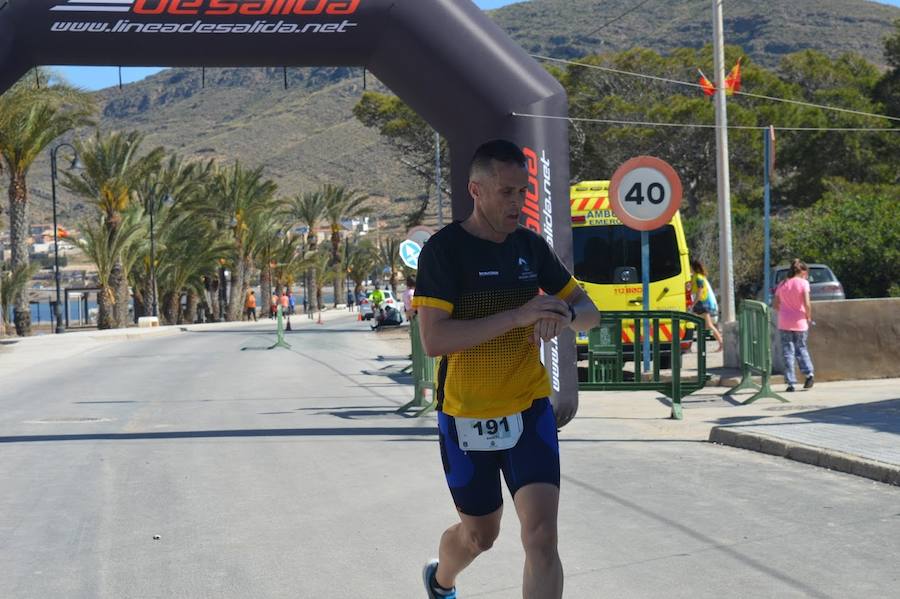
[132,154,213,319]
[74,214,145,329]
[347,239,378,299]
[156,216,228,325]
[62,131,164,327]
[1,262,40,335]
[378,237,403,295]
[271,231,303,293]
[201,162,277,321]
[0,71,94,335]
[252,214,298,312]
[283,191,326,314]
[322,184,370,306]
[307,244,332,313]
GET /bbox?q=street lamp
[49,142,80,334]
[149,193,174,318]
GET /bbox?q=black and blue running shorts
[437,398,560,517]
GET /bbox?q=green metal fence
[727,300,787,404]
[396,317,437,416]
[579,311,708,420]
[269,305,292,350]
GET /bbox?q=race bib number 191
[455,413,523,451]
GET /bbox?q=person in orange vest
[270,292,278,319]
[244,290,258,322]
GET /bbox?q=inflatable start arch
[0,0,580,425]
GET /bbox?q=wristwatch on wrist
[568,303,577,324]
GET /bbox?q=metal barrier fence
[727,300,787,404]
[269,305,292,350]
[397,317,437,416]
[579,311,708,420]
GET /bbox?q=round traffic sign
[608,156,683,231]
[405,225,435,248]
[399,239,422,270]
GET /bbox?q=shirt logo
[517,257,537,282]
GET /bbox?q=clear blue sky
[54,0,899,91]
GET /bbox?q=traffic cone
[357,311,362,321]
[286,317,292,331]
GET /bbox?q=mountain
[494,0,898,69]
[19,0,900,228]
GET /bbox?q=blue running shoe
[423,559,457,598]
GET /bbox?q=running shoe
[423,559,457,598]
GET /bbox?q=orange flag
[725,58,743,96]
[697,69,715,97]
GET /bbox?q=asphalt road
[1,314,898,598]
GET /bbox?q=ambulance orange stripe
[660,324,672,341]
[578,197,592,211]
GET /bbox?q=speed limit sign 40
[609,156,683,231]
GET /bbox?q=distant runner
[413,140,601,599]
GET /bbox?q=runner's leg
[704,312,724,350]
[434,411,504,589]
[514,483,563,599]
[434,507,502,589]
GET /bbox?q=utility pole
[435,131,443,227]
[712,0,736,322]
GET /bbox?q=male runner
[413,140,601,598]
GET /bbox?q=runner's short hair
[469,139,527,181]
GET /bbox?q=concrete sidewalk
[572,377,900,487]
[708,397,900,486]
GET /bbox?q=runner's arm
[564,285,601,332]
[531,285,600,345]
[418,295,569,357]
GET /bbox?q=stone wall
[726,299,900,382]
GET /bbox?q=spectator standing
[244,290,258,322]
[689,259,724,352]
[773,259,815,392]
[402,275,416,321]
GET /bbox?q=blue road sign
[399,240,422,270]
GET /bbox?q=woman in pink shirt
[773,259,815,392]
[402,275,416,322]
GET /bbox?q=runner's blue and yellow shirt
[413,222,578,419]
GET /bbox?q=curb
[709,426,900,487]
[87,328,185,343]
